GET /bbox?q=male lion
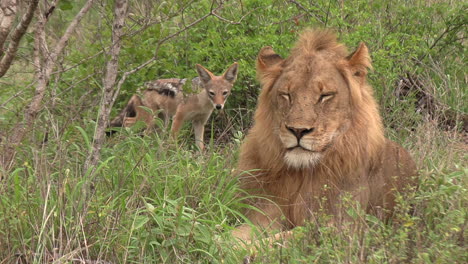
[234,29,417,242]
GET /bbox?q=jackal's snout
[212,92,227,110]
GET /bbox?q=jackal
[109,62,238,150]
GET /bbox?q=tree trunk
[0,0,38,76]
[82,0,128,176]
[0,0,18,53]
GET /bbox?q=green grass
[0,130,243,262]
[0,121,466,263]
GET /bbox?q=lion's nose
[286,126,314,140]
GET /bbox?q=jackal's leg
[193,120,205,151]
[123,117,136,127]
[134,106,155,133]
[171,112,186,139]
[160,111,170,130]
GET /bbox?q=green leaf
[74,126,90,151]
[59,0,73,11]
[133,215,149,230]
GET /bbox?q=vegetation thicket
[0,0,466,263]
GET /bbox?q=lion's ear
[346,43,372,79]
[257,46,283,73]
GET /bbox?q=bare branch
[0,0,18,53]
[51,50,105,75]
[0,82,33,110]
[211,4,257,25]
[112,57,154,103]
[288,0,325,24]
[48,0,93,74]
[155,5,222,49]
[126,0,196,38]
[211,10,241,24]
[0,0,38,77]
[418,17,466,62]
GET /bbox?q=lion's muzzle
[280,124,325,168]
[285,125,314,141]
[282,124,317,150]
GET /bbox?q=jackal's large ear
[346,42,372,79]
[256,46,283,73]
[223,62,238,83]
[196,64,214,83]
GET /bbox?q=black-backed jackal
[109,63,238,150]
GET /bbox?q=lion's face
[270,56,351,168]
[254,35,372,169]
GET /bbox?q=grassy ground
[0,112,466,263]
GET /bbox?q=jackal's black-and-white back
[145,78,187,98]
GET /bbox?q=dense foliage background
[0,0,466,263]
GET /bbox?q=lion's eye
[280,93,290,102]
[318,92,335,103]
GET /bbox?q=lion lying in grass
[234,29,418,242]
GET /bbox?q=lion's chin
[284,148,322,169]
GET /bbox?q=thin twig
[0,81,34,109]
[211,10,242,24]
[126,0,196,38]
[289,0,325,24]
[155,4,224,48]
[51,50,105,75]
